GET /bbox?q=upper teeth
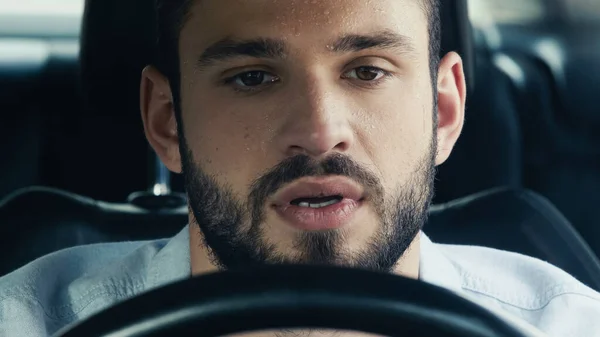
[298,199,340,208]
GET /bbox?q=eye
[343,66,390,81]
[229,70,279,88]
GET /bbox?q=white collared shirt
[420,233,600,336]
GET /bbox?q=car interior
[1,0,600,329]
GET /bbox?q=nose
[277,83,355,159]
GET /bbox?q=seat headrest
[79,0,474,116]
[439,0,474,89]
[80,0,157,116]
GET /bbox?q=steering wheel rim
[56,265,527,337]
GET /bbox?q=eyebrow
[196,38,286,70]
[195,30,415,70]
[330,30,415,54]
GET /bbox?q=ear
[140,66,182,173]
[434,52,466,166]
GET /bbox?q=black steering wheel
[56,265,529,337]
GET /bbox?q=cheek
[356,88,433,189]
[180,91,279,195]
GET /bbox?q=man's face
[142,0,466,272]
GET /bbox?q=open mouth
[270,177,365,230]
[290,195,344,208]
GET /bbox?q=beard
[181,139,436,273]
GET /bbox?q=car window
[468,0,547,26]
[469,0,600,26]
[567,0,600,23]
[0,0,84,37]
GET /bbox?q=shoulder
[438,243,600,335]
[0,239,168,332]
[438,243,600,308]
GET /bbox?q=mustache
[248,154,384,210]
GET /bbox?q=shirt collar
[418,231,464,293]
[142,227,546,336]
[146,224,192,291]
[144,226,464,294]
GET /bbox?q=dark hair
[155,0,441,125]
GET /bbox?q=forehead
[180,0,429,55]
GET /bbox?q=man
[1,0,599,336]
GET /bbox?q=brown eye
[233,71,278,87]
[344,66,388,81]
[355,67,380,80]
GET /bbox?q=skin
[141,0,465,335]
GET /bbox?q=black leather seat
[427,187,600,291]
[492,27,600,258]
[0,186,188,277]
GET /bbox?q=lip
[270,177,365,231]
